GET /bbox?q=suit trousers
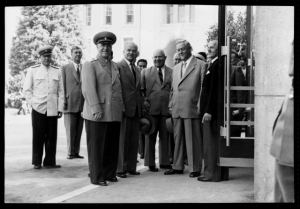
[138,132,145,156]
[274,160,294,202]
[144,114,170,167]
[31,108,58,166]
[168,133,175,163]
[117,110,140,173]
[85,120,120,184]
[173,118,202,172]
[64,112,84,156]
[200,119,221,181]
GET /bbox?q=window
[126,4,134,24]
[178,5,185,23]
[166,5,174,24]
[86,5,92,26]
[105,4,112,25]
[189,5,195,23]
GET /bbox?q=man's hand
[58,111,63,119]
[63,103,68,110]
[202,113,212,123]
[232,110,239,115]
[94,112,102,121]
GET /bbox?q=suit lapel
[179,56,196,85]
[134,64,140,88]
[98,58,112,77]
[162,67,171,88]
[151,66,161,86]
[70,62,80,83]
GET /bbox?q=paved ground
[5,108,254,203]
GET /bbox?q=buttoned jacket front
[169,56,206,118]
[141,66,173,116]
[23,64,64,116]
[117,59,143,117]
[81,56,124,122]
[60,62,84,113]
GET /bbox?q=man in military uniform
[81,31,124,186]
[23,45,64,169]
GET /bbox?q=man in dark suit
[197,40,223,182]
[81,31,124,186]
[141,49,173,172]
[137,59,148,159]
[60,46,85,159]
[270,40,294,202]
[165,39,206,178]
[116,42,145,178]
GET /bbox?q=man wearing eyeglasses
[60,46,85,160]
[23,45,64,170]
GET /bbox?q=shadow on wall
[164,38,180,68]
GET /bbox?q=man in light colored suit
[116,42,145,178]
[270,39,294,202]
[165,40,206,178]
[82,31,124,186]
[60,46,85,159]
[141,49,173,172]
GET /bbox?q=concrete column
[254,6,294,202]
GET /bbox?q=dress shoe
[164,169,183,175]
[127,171,140,175]
[67,155,74,159]
[149,166,159,172]
[106,177,118,182]
[197,176,212,182]
[34,165,41,169]
[43,164,61,169]
[74,154,84,159]
[98,181,107,186]
[189,172,200,178]
[116,173,127,178]
[159,165,172,169]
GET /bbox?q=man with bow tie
[60,46,85,160]
[165,39,206,178]
[141,49,173,172]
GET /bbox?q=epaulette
[91,57,98,62]
[31,64,41,68]
[50,64,59,69]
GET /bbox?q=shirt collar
[156,65,165,71]
[72,61,81,69]
[124,58,134,67]
[211,56,218,64]
[183,55,193,67]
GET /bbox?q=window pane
[86,5,91,26]
[126,4,134,24]
[178,5,185,23]
[106,16,111,25]
[166,4,173,24]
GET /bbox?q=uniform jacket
[23,64,63,116]
[117,59,143,117]
[141,66,173,116]
[199,58,219,119]
[169,55,206,118]
[81,55,124,122]
[60,62,84,113]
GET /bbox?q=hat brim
[140,113,155,135]
[165,117,173,134]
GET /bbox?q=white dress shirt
[156,65,165,81]
[23,64,64,116]
[72,61,81,72]
[181,55,193,76]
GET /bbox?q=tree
[8,5,84,76]
[205,11,247,58]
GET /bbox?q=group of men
[23,30,224,186]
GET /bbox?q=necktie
[181,62,186,78]
[207,61,212,69]
[76,64,80,81]
[158,68,163,84]
[130,62,136,84]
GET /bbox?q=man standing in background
[60,46,85,159]
[23,45,63,169]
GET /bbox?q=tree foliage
[205,11,247,57]
[8,5,84,76]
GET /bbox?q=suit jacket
[200,58,220,119]
[141,66,173,116]
[117,59,143,117]
[81,55,124,122]
[169,56,206,118]
[60,62,84,113]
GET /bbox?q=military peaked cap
[36,45,53,56]
[93,31,117,45]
